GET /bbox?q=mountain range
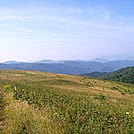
[0,59,134,75]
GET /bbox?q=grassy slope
[0,70,134,134]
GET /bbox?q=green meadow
[0,70,134,134]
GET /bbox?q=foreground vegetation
[0,89,5,131]
[0,70,134,133]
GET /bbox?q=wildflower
[14,86,17,92]
[126,112,129,115]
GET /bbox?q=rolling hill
[0,70,134,133]
[81,72,109,78]
[82,66,134,84]
[103,66,134,84]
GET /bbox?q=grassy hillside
[103,66,134,84]
[0,70,134,133]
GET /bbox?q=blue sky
[0,0,134,62]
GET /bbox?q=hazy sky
[0,0,134,62]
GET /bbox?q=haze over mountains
[34,58,110,64]
[0,59,134,75]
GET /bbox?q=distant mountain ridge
[34,58,110,64]
[90,58,110,63]
[35,59,66,64]
[0,59,134,75]
[2,61,20,64]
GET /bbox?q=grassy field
[0,70,134,134]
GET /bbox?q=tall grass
[3,93,63,134]
[0,89,5,132]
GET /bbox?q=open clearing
[0,70,134,133]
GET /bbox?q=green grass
[0,89,5,132]
[0,70,134,134]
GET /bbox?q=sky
[0,0,134,62]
